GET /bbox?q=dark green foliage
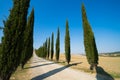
[43,43,46,58]
[65,20,71,64]
[36,46,44,57]
[55,27,60,61]
[51,32,54,60]
[21,8,34,69]
[45,39,48,58]
[36,40,48,58]
[0,0,30,80]
[47,37,50,59]
[0,38,4,63]
[0,43,2,58]
[81,4,99,69]
[42,42,47,58]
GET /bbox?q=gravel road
[11,51,114,80]
[26,51,96,80]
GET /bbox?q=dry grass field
[53,54,120,79]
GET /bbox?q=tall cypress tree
[51,32,54,60]
[0,0,30,80]
[43,42,46,58]
[45,39,48,58]
[56,27,60,61]
[0,43,2,59]
[65,20,71,64]
[28,8,34,63]
[21,8,34,69]
[47,37,50,59]
[81,4,99,70]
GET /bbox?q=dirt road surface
[10,51,114,80]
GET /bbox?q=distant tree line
[0,0,34,80]
[36,3,99,70]
[36,20,71,64]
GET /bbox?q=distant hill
[99,51,120,57]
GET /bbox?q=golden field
[53,54,120,79]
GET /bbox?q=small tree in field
[81,4,99,70]
[65,20,71,64]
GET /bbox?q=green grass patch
[109,72,120,78]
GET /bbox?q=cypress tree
[42,42,45,58]
[56,27,60,61]
[47,37,50,59]
[45,39,48,58]
[0,43,2,58]
[81,4,99,70]
[65,20,71,64]
[51,32,54,60]
[21,8,34,69]
[0,0,30,80]
[28,8,34,63]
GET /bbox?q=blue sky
[0,0,120,53]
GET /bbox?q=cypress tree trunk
[81,4,99,70]
[56,27,60,62]
[0,0,30,80]
[65,20,71,64]
[51,32,54,60]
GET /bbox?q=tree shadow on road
[28,60,47,64]
[24,62,55,69]
[96,66,114,80]
[31,62,82,80]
